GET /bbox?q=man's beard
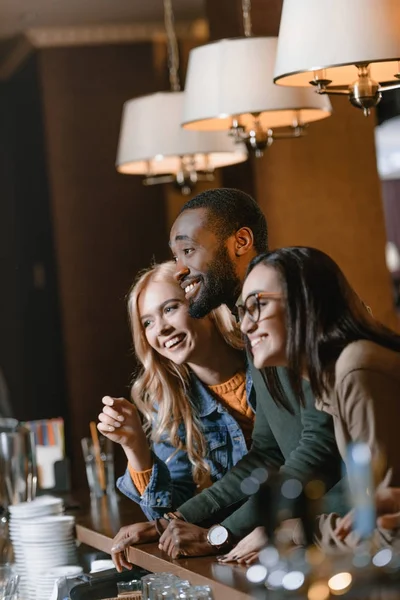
[188,245,241,318]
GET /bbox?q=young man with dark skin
[111,188,345,568]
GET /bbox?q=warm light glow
[305,479,325,500]
[308,581,330,600]
[116,91,247,176]
[182,37,331,132]
[274,0,400,87]
[305,546,325,567]
[328,572,353,595]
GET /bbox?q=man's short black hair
[179,188,268,254]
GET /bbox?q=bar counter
[73,493,400,600]
[74,493,263,600]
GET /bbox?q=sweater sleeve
[128,463,153,495]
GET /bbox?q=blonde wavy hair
[127,260,244,486]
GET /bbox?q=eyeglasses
[237,292,282,323]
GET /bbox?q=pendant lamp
[116,0,247,194]
[181,0,332,157]
[274,0,400,116]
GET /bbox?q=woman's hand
[376,487,400,529]
[97,396,145,448]
[111,522,159,572]
[217,526,267,564]
[333,510,354,540]
[334,487,400,539]
[97,396,152,470]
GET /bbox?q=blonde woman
[98,261,255,524]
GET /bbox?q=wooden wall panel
[205,0,282,39]
[253,96,397,329]
[38,43,170,486]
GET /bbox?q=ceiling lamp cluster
[117,0,398,192]
[181,0,332,157]
[116,0,246,194]
[274,0,400,117]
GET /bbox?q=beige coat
[316,339,400,487]
[315,339,400,549]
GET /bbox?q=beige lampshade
[181,37,331,132]
[116,91,247,175]
[274,0,400,87]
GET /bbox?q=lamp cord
[163,0,181,91]
[242,0,253,37]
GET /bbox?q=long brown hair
[247,247,400,409]
[128,261,244,485]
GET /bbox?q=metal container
[0,419,37,509]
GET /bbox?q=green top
[178,364,347,538]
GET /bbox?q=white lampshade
[116,91,247,175]
[182,37,332,132]
[274,0,400,87]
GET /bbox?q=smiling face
[240,263,288,369]
[138,278,214,366]
[170,208,241,318]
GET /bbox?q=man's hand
[158,521,221,559]
[111,521,159,572]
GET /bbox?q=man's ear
[234,227,254,256]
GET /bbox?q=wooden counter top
[73,492,400,600]
[74,493,264,600]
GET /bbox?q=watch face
[209,525,228,546]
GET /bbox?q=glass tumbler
[81,435,115,497]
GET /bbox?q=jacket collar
[189,361,255,417]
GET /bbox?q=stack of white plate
[43,565,83,600]
[8,496,79,600]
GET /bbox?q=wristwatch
[206,524,230,549]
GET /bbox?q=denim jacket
[117,366,255,520]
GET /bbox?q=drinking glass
[0,564,19,599]
[156,580,192,600]
[188,586,213,600]
[142,574,181,600]
[117,578,142,597]
[81,436,115,497]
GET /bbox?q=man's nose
[174,259,189,283]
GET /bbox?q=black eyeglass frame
[237,292,282,323]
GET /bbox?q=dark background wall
[0,55,66,424]
[0,42,171,488]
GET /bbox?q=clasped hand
[158,521,221,559]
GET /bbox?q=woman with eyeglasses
[97,261,255,567]
[222,246,400,560]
